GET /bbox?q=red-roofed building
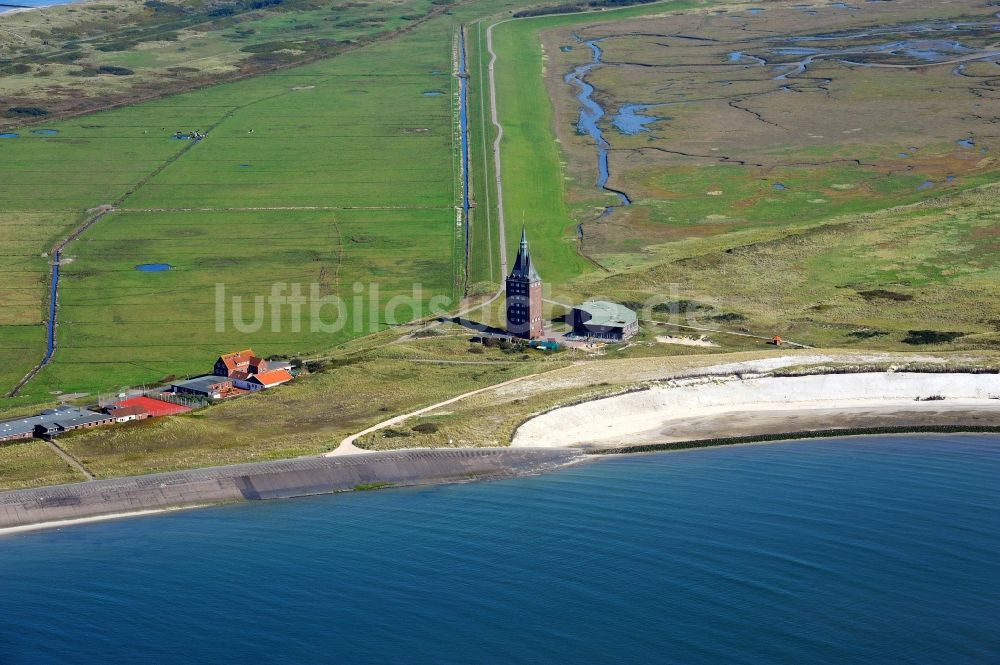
[232,368,293,391]
[214,349,267,377]
[112,396,192,418]
[104,404,150,423]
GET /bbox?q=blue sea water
[0,0,81,11]
[2,435,1000,663]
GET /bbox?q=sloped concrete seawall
[0,448,583,530]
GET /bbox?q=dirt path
[327,367,556,455]
[44,439,94,481]
[486,19,511,279]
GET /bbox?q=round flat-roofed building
[571,301,638,341]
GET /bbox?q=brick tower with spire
[506,227,543,339]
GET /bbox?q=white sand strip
[0,505,205,538]
[512,372,1000,448]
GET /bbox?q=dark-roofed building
[34,409,116,438]
[0,406,116,442]
[506,228,544,339]
[571,301,639,341]
[171,376,234,399]
[0,418,37,443]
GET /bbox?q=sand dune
[513,372,1000,449]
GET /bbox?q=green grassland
[0,14,472,402]
[0,439,85,491]
[0,0,443,126]
[464,21,501,292]
[536,0,1000,262]
[2,0,999,491]
[0,211,70,392]
[32,207,460,395]
[467,3,714,290]
[54,328,557,478]
[475,0,999,347]
[590,185,1000,348]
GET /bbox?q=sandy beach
[513,372,1000,449]
[0,507,201,537]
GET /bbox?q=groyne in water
[0,448,583,531]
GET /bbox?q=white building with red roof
[231,368,293,391]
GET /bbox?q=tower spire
[510,226,540,282]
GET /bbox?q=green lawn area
[592,184,1000,348]
[478,1,708,291]
[29,207,457,395]
[0,0,442,126]
[122,48,456,209]
[0,15,470,401]
[0,440,85,491]
[465,22,502,292]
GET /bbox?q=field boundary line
[117,205,452,213]
[475,22,495,284]
[7,205,115,397]
[485,18,512,280]
[9,84,297,396]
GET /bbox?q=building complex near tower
[506,228,544,339]
[571,301,638,341]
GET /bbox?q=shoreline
[0,505,205,536]
[4,369,1000,535]
[0,448,584,536]
[0,1,76,15]
[5,427,1000,536]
